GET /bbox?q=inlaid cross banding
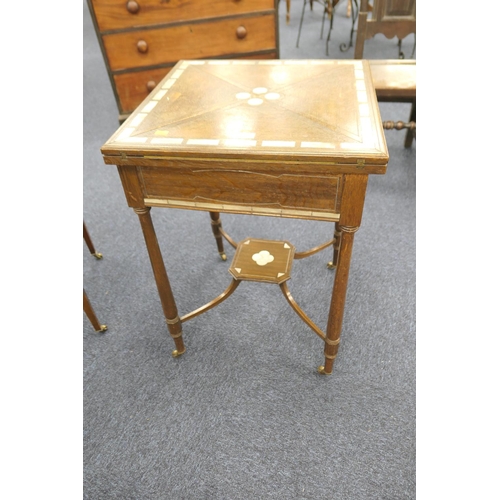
[114,59,376,153]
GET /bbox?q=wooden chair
[83,222,107,332]
[354,0,416,147]
[354,0,416,59]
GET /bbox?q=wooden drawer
[114,67,173,114]
[103,13,277,71]
[92,0,276,32]
[138,165,342,217]
[114,53,277,115]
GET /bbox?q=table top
[369,59,416,99]
[102,59,388,168]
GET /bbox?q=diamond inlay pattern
[111,60,386,156]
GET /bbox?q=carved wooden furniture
[83,223,107,333]
[354,0,416,147]
[100,59,389,375]
[86,0,280,123]
[371,59,416,146]
[354,0,416,59]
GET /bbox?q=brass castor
[97,325,108,332]
[220,252,227,261]
[317,365,331,375]
[327,261,336,269]
[172,349,186,358]
[93,252,103,259]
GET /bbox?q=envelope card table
[100,59,389,375]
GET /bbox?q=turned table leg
[134,207,185,357]
[83,289,107,332]
[319,174,368,375]
[319,225,358,374]
[83,221,102,259]
[327,221,342,269]
[209,211,227,261]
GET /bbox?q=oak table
[100,59,389,375]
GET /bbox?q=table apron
[136,165,343,221]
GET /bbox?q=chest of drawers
[87,0,280,122]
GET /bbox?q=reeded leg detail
[209,212,227,260]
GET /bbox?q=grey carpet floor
[83,0,416,498]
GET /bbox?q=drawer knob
[137,40,148,53]
[126,1,140,14]
[146,80,156,92]
[236,26,247,39]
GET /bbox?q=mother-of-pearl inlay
[248,98,263,106]
[252,250,275,266]
[115,60,375,151]
[236,87,281,106]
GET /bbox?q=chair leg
[296,0,308,47]
[83,289,107,332]
[325,1,336,56]
[320,7,327,39]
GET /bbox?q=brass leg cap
[327,261,336,269]
[317,365,332,375]
[172,348,186,358]
[97,325,108,332]
[220,253,227,261]
[93,252,103,260]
